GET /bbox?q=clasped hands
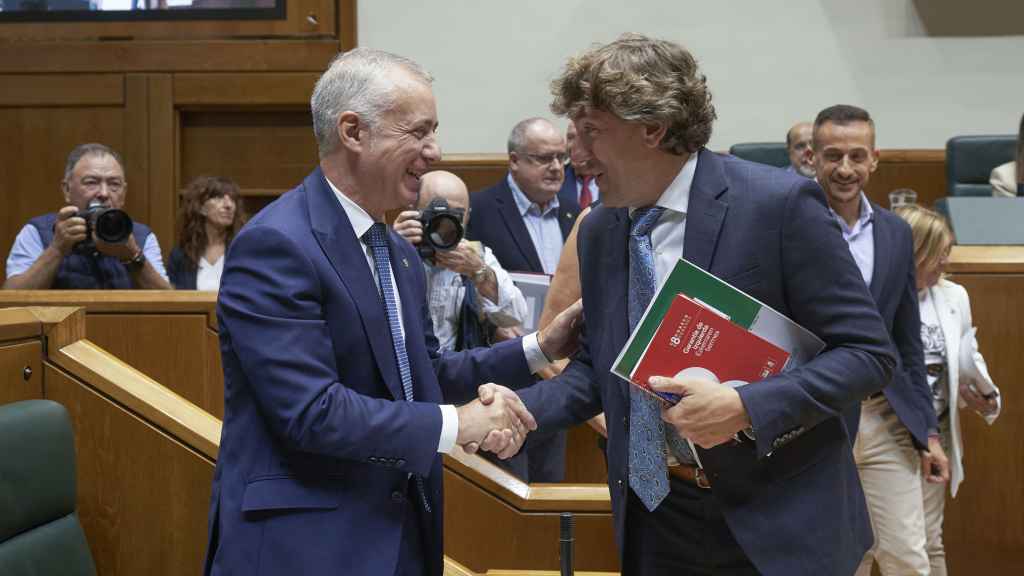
[456,384,535,459]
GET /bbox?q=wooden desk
[0,291,223,417]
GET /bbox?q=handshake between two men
[452,299,584,460]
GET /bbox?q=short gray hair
[311,47,433,159]
[63,143,124,183]
[507,117,553,154]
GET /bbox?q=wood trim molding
[0,74,124,107]
[947,246,1024,274]
[29,306,86,351]
[443,557,479,576]
[173,73,320,107]
[444,445,611,513]
[53,339,221,461]
[0,40,341,74]
[0,307,44,343]
[0,291,219,330]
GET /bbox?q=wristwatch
[121,250,146,273]
[471,265,490,284]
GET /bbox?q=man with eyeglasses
[3,143,171,289]
[466,117,577,483]
[467,117,579,276]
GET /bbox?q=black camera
[73,200,134,255]
[417,197,465,260]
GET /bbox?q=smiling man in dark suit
[810,104,948,576]
[204,48,582,576]
[516,34,897,576]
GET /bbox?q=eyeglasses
[522,152,569,167]
[80,177,125,194]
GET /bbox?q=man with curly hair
[516,34,896,575]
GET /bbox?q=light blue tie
[363,223,430,512]
[627,207,694,512]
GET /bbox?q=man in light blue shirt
[811,104,946,576]
[3,143,170,290]
[467,118,579,277]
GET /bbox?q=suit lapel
[869,207,889,301]
[495,177,545,272]
[306,168,405,401]
[557,166,581,240]
[932,283,961,381]
[683,149,729,271]
[601,209,633,402]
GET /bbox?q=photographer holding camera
[394,170,527,352]
[4,143,171,290]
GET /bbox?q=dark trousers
[623,475,761,576]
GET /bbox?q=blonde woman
[894,204,1002,576]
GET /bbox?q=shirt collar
[629,152,698,217]
[507,173,560,217]
[824,190,874,233]
[324,174,377,239]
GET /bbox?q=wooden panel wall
[46,366,216,576]
[942,271,1024,575]
[0,1,356,285]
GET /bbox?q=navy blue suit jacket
[518,150,897,576]
[204,168,534,576]
[466,173,580,273]
[843,205,935,448]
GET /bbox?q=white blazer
[989,161,1017,198]
[927,279,1001,497]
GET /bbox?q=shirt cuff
[522,331,551,374]
[437,404,459,453]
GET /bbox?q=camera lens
[426,214,462,250]
[94,208,133,243]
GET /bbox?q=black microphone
[560,512,574,576]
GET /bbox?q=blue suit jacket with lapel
[204,168,534,576]
[466,173,580,273]
[842,204,935,448]
[518,150,897,576]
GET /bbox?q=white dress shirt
[640,153,699,288]
[424,245,528,352]
[324,176,549,454]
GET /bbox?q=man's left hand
[433,240,484,277]
[920,436,950,484]
[96,234,140,263]
[649,376,751,449]
[537,299,583,361]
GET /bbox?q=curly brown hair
[177,176,245,270]
[550,33,716,155]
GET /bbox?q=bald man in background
[394,171,528,353]
[786,121,816,178]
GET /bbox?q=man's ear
[869,148,880,173]
[61,181,71,205]
[337,111,366,152]
[642,123,668,149]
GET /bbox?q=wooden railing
[0,306,620,575]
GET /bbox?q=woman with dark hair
[167,176,244,290]
[990,112,1024,197]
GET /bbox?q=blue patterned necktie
[363,223,430,512]
[627,206,694,512]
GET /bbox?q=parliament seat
[946,135,1016,196]
[0,399,96,576]
[728,142,790,168]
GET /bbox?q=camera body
[417,197,465,260]
[73,200,134,255]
